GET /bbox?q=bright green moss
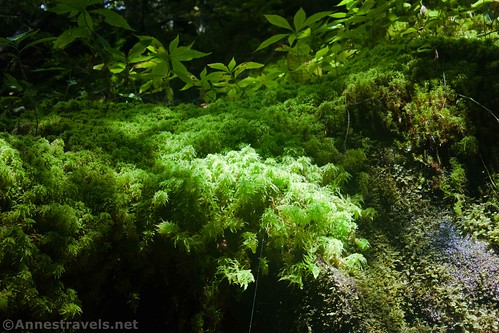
[1,39,498,331]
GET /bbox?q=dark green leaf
[109,62,126,74]
[243,62,264,70]
[171,44,210,61]
[401,27,417,36]
[0,37,12,46]
[304,11,332,26]
[77,11,93,31]
[29,67,67,72]
[151,61,170,77]
[208,62,229,72]
[49,3,74,15]
[91,8,133,30]
[168,35,180,54]
[128,39,152,60]
[55,0,101,12]
[315,46,329,59]
[21,37,57,53]
[293,8,307,31]
[171,59,189,79]
[255,33,289,52]
[204,71,225,82]
[129,55,154,64]
[234,62,263,79]
[264,14,293,31]
[53,27,90,49]
[6,30,40,44]
[228,57,237,72]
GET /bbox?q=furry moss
[1,39,498,331]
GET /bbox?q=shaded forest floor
[1,39,498,332]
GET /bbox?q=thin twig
[457,93,499,124]
[479,151,497,190]
[248,235,265,333]
[344,108,350,152]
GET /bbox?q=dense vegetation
[1,0,498,332]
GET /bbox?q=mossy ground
[1,38,498,332]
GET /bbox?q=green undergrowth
[0,75,374,330]
[296,147,499,332]
[1,38,498,331]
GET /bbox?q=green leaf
[21,37,57,53]
[49,3,75,15]
[53,27,90,49]
[243,62,264,70]
[168,35,180,54]
[77,11,93,31]
[170,45,210,61]
[296,27,312,40]
[233,62,263,79]
[315,46,329,59]
[255,33,289,52]
[401,27,418,36]
[199,67,208,78]
[55,0,101,12]
[6,29,40,44]
[129,55,154,64]
[293,8,307,31]
[128,39,152,60]
[180,81,194,91]
[0,37,12,46]
[330,12,348,18]
[417,43,433,53]
[208,62,229,72]
[303,11,332,27]
[91,8,133,30]
[109,62,126,74]
[337,0,356,7]
[139,80,154,94]
[30,67,67,72]
[3,74,22,91]
[204,71,225,84]
[472,0,495,8]
[151,61,170,77]
[228,57,237,72]
[171,59,191,83]
[264,14,293,31]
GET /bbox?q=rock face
[425,220,499,316]
[294,146,499,332]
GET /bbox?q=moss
[1,38,498,331]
